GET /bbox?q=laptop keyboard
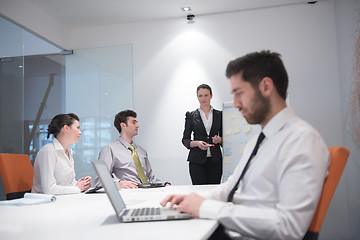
[130,207,161,216]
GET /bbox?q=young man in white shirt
[161,50,329,239]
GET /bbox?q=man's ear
[259,77,274,97]
[120,122,126,129]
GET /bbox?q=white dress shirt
[32,138,81,195]
[198,106,213,157]
[94,137,162,186]
[199,107,330,240]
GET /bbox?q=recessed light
[186,14,195,24]
[181,7,191,12]
[187,14,195,21]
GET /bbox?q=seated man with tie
[94,110,169,188]
[161,50,329,239]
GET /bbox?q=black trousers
[189,157,222,185]
[208,224,232,240]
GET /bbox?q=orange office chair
[303,147,350,240]
[0,153,34,200]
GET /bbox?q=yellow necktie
[128,145,148,184]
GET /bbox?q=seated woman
[32,113,91,195]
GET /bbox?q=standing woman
[32,113,91,195]
[182,84,223,185]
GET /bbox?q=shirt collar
[262,107,295,139]
[52,137,72,154]
[198,106,213,115]
[118,136,135,149]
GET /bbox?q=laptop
[92,160,192,222]
[84,185,103,194]
[137,183,165,188]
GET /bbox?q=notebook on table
[92,160,192,222]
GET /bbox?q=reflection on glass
[65,45,133,181]
[27,45,134,181]
[0,57,24,154]
[22,45,133,182]
[0,16,133,185]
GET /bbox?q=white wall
[68,2,356,239]
[1,0,359,239]
[335,0,360,238]
[69,1,344,181]
[0,0,69,49]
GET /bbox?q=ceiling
[26,0,315,28]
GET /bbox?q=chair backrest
[0,153,34,200]
[303,146,349,240]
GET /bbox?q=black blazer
[182,109,223,164]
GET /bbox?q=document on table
[0,193,56,206]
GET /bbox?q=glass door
[23,46,134,181]
[0,15,133,193]
[64,45,133,180]
[0,56,24,154]
[0,16,25,154]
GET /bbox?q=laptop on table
[92,160,192,222]
[85,183,164,194]
[137,183,165,188]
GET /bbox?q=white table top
[0,185,218,240]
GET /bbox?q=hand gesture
[197,141,209,150]
[119,180,138,189]
[212,135,222,144]
[160,193,205,218]
[76,176,92,192]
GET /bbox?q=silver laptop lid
[92,160,126,217]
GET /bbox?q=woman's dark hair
[225,50,288,100]
[197,84,212,95]
[47,113,79,138]
[114,110,137,134]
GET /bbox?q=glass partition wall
[0,18,24,155]
[0,16,133,198]
[65,45,133,179]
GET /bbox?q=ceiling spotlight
[186,14,195,24]
[181,7,191,12]
[187,14,195,21]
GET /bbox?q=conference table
[0,185,219,240]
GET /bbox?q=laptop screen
[92,160,126,217]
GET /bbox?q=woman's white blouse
[198,106,213,157]
[32,138,80,195]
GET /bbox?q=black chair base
[303,230,319,240]
[6,190,31,200]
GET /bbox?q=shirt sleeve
[94,145,121,186]
[182,111,193,149]
[36,149,81,195]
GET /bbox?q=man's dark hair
[225,50,288,100]
[197,84,212,95]
[114,110,137,134]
